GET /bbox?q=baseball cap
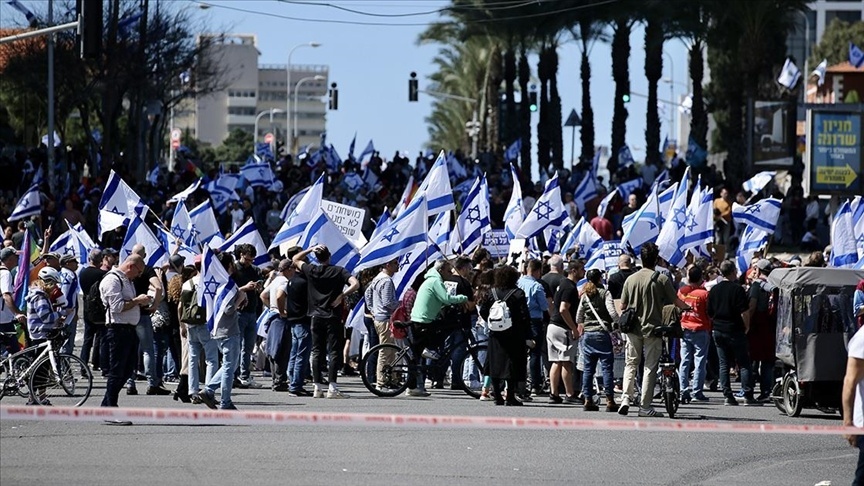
[102,248,119,256]
[169,254,185,271]
[0,247,19,261]
[755,259,773,272]
[42,252,61,261]
[60,254,78,265]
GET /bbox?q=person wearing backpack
[179,256,218,403]
[479,265,530,406]
[575,268,620,412]
[79,249,111,373]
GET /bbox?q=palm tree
[609,16,633,174]
[643,14,665,168]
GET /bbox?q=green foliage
[213,128,253,164]
[846,90,861,104]
[809,18,864,67]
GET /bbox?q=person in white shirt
[843,325,864,485]
[0,247,26,355]
[58,255,79,355]
[230,201,245,233]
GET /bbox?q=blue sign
[809,111,862,195]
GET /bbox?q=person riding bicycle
[25,267,65,346]
[408,259,468,396]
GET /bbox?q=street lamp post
[293,75,326,153]
[663,51,675,139]
[253,108,284,143]
[287,42,321,152]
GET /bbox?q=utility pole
[47,0,55,193]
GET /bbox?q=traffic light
[529,91,538,112]
[77,0,102,60]
[328,82,338,110]
[409,72,419,102]
[622,92,631,103]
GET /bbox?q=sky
[1,0,691,166]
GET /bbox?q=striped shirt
[25,287,61,340]
[364,272,398,322]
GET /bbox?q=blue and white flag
[8,184,41,221]
[681,185,714,253]
[446,152,468,183]
[98,171,146,237]
[516,172,567,240]
[851,196,864,259]
[117,9,143,38]
[572,170,598,214]
[732,198,782,234]
[169,200,194,245]
[742,171,775,194]
[324,144,342,173]
[591,149,601,176]
[188,201,222,245]
[358,140,375,162]
[147,165,160,187]
[830,200,859,268]
[271,173,325,250]
[657,182,678,227]
[346,298,366,331]
[656,168,691,268]
[6,0,36,24]
[392,242,441,301]
[167,178,201,204]
[850,43,864,69]
[370,207,393,242]
[280,187,310,221]
[621,183,661,252]
[596,190,616,220]
[452,176,491,255]
[415,151,454,216]
[618,144,635,169]
[354,195,428,273]
[429,211,452,256]
[504,139,521,162]
[49,230,86,265]
[255,142,274,160]
[777,57,801,90]
[217,218,270,267]
[561,217,603,259]
[156,227,198,267]
[198,246,238,334]
[361,166,380,192]
[342,171,364,194]
[121,216,168,268]
[66,222,97,262]
[240,161,274,189]
[204,176,239,214]
[504,164,525,241]
[298,210,360,273]
[685,136,707,168]
[617,178,643,201]
[736,226,769,276]
[347,133,357,161]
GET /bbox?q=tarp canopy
[768,267,864,292]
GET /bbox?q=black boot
[173,374,191,403]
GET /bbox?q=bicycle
[0,329,93,407]
[360,322,487,398]
[654,325,681,418]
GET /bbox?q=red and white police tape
[0,405,858,435]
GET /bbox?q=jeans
[679,329,710,395]
[713,329,753,398]
[855,435,864,486]
[445,329,467,388]
[528,319,547,391]
[61,316,77,355]
[749,359,774,396]
[268,317,292,387]
[237,312,258,380]
[287,319,311,392]
[127,314,158,388]
[621,332,662,409]
[153,325,173,379]
[101,325,138,407]
[205,334,241,408]
[582,331,615,399]
[187,324,218,395]
[310,316,342,385]
[79,318,104,369]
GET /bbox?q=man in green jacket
[408,260,468,396]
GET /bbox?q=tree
[608,17,633,175]
[809,18,864,68]
[214,128,253,163]
[643,16,665,168]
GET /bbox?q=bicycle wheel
[360,344,410,397]
[0,354,33,399]
[458,345,487,399]
[664,373,680,418]
[29,354,93,407]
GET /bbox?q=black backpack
[84,273,121,325]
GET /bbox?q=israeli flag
[240,161,274,189]
[216,218,270,267]
[596,190,616,220]
[452,176,491,255]
[347,133,357,161]
[198,246,238,334]
[206,179,240,214]
[393,242,442,301]
[298,210,361,273]
[346,298,366,331]
[270,173,325,249]
[504,139,521,162]
[741,171,775,194]
[736,226,769,276]
[829,200,859,268]
[851,196,864,259]
[561,217,603,259]
[98,171,146,237]
[732,198,782,234]
[121,216,168,268]
[446,152,468,182]
[255,142,274,160]
[117,9,143,38]
[516,172,568,240]
[361,166,380,192]
[156,227,198,267]
[67,221,97,253]
[618,144,635,169]
[167,178,201,204]
[49,230,85,264]
[680,185,714,253]
[280,187,310,221]
[8,184,41,221]
[324,144,342,173]
[414,151,455,216]
[617,178,643,201]
[653,169,670,190]
[188,201,223,245]
[572,170,598,214]
[429,211,451,256]
[851,43,864,69]
[621,183,661,252]
[342,171,364,193]
[147,165,160,187]
[370,207,393,242]
[354,195,428,273]
[7,0,37,24]
[657,182,678,227]
[685,136,708,167]
[504,164,525,241]
[358,140,375,162]
[811,59,828,87]
[777,57,801,90]
[656,167,691,268]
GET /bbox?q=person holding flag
[0,247,26,355]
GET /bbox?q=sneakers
[680,390,692,404]
[421,348,440,360]
[549,395,564,404]
[326,389,349,399]
[126,385,138,396]
[190,394,203,404]
[618,397,630,416]
[742,396,763,407]
[238,377,262,389]
[478,389,493,401]
[724,396,739,406]
[407,388,431,397]
[638,407,664,418]
[520,394,533,402]
[272,384,290,392]
[312,388,326,398]
[145,385,171,396]
[692,393,710,402]
[287,389,312,397]
[756,392,771,403]
[220,403,238,410]
[564,395,583,404]
[197,391,217,410]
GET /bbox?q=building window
[825,10,862,24]
[228,107,256,116]
[228,90,256,98]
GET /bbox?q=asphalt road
[0,371,856,486]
